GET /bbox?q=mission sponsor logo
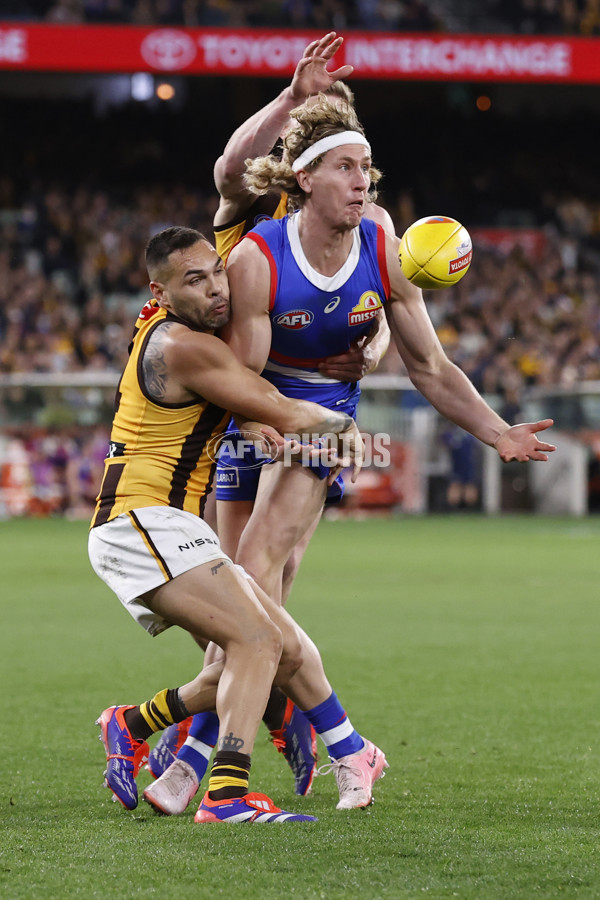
[348,291,382,326]
[275,309,314,330]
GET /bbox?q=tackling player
[91,226,388,823]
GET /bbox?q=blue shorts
[215,384,359,506]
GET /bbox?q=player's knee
[253,617,284,667]
[274,628,304,684]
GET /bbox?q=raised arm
[213,33,353,225]
[383,233,555,462]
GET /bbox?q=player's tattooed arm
[142,322,175,401]
[310,411,354,435]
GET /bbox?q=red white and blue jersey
[244,211,391,409]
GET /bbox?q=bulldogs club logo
[348,291,382,326]
[140,30,197,71]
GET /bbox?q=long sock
[207,750,251,801]
[262,686,289,732]
[178,712,219,781]
[124,688,190,741]
[302,691,364,759]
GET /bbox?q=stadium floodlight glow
[131,72,154,101]
[156,82,176,101]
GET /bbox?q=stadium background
[4,7,600,898]
[2,1,600,519]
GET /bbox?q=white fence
[0,372,594,517]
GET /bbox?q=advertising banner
[1,25,600,83]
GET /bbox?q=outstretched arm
[383,233,555,461]
[213,32,353,224]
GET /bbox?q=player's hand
[290,32,354,102]
[336,420,365,482]
[493,419,556,462]
[318,321,381,381]
[255,424,301,461]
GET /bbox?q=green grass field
[2,515,600,899]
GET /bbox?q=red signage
[1,24,600,83]
[472,228,548,260]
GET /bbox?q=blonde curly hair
[243,95,382,210]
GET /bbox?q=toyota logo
[141,30,197,71]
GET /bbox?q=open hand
[290,32,354,101]
[494,419,556,462]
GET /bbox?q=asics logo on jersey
[324,296,341,314]
[275,310,314,330]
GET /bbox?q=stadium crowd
[2,0,600,34]
[2,171,599,516]
[1,0,446,31]
[2,70,600,516]
[2,176,599,389]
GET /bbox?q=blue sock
[302,692,364,759]
[178,712,219,781]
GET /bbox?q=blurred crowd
[488,0,600,36]
[2,0,445,31]
[4,0,600,34]
[4,182,598,516]
[0,179,217,376]
[2,82,600,516]
[2,178,600,397]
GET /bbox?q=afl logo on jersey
[348,291,382,326]
[275,310,314,330]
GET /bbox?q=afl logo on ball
[141,30,197,70]
[275,310,314,330]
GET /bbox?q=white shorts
[88,506,231,636]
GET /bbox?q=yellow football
[399,215,473,290]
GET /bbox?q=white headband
[291,131,371,173]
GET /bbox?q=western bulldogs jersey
[243,211,391,407]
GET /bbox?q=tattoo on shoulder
[218,732,245,752]
[143,323,175,400]
[211,561,225,576]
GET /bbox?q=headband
[291,131,371,173]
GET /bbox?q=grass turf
[1,515,600,898]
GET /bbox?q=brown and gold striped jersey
[91,308,230,528]
[214,192,288,262]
